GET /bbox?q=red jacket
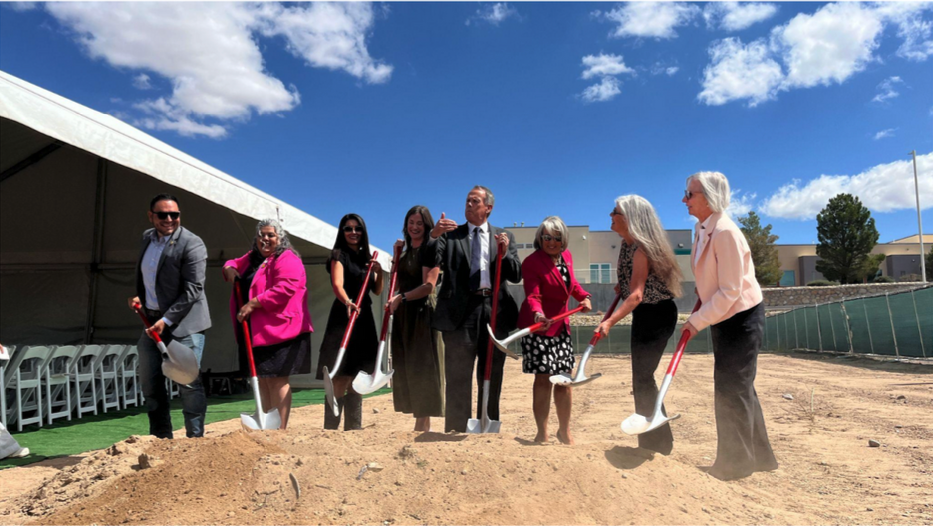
[518,249,590,337]
[224,250,313,347]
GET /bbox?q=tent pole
[84,158,108,344]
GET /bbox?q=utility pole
[911,151,926,283]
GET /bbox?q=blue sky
[2,1,931,247]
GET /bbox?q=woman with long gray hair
[222,219,313,429]
[682,171,777,480]
[596,195,682,455]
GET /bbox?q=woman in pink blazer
[222,219,313,429]
[682,171,777,480]
[518,216,592,444]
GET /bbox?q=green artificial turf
[0,387,389,469]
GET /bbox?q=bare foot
[534,431,549,443]
[556,429,574,445]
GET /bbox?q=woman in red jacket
[222,219,313,430]
[518,216,592,444]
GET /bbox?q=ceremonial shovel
[488,305,587,359]
[323,252,378,416]
[466,242,504,434]
[352,246,400,395]
[548,292,623,387]
[621,299,702,436]
[235,281,281,431]
[132,304,200,385]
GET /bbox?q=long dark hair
[402,205,435,250]
[328,213,372,270]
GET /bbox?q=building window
[590,263,613,284]
[779,270,795,287]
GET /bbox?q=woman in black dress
[316,214,383,430]
[386,206,444,432]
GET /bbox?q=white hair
[256,218,299,257]
[686,171,730,213]
[533,216,569,251]
[613,195,683,297]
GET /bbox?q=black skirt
[250,332,312,378]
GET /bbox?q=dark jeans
[631,299,678,455]
[709,303,778,480]
[137,330,206,439]
[442,295,506,433]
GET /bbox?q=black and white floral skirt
[521,331,574,375]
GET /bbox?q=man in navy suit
[431,186,521,432]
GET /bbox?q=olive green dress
[390,244,445,418]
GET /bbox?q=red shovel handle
[527,305,587,334]
[378,246,402,342]
[234,282,258,378]
[132,303,163,344]
[483,242,505,381]
[339,251,379,351]
[586,292,623,346]
[667,298,703,376]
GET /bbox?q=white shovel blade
[160,340,200,385]
[352,369,395,395]
[322,366,340,417]
[549,372,572,386]
[241,408,282,431]
[487,324,520,359]
[465,416,501,434]
[621,412,680,436]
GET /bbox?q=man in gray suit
[128,194,211,439]
[431,186,521,432]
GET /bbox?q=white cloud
[132,73,151,90]
[466,3,519,26]
[727,190,757,218]
[698,37,783,107]
[875,2,933,61]
[42,2,391,138]
[873,128,896,140]
[760,152,933,219]
[8,2,37,11]
[581,53,634,80]
[601,2,700,39]
[580,77,621,103]
[651,63,679,76]
[775,2,884,89]
[872,76,903,103]
[703,2,778,32]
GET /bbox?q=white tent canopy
[0,70,388,379]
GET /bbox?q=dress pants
[137,328,207,439]
[442,295,506,432]
[709,302,778,480]
[630,299,678,455]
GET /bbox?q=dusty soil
[1,352,931,525]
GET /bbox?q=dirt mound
[2,354,931,525]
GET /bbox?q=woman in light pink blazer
[223,219,313,429]
[517,216,592,444]
[682,172,777,481]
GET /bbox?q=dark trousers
[709,302,778,480]
[442,295,506,432]
[137,327,207,439]
[630,299,678,455]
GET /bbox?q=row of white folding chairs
[1,344,144,432]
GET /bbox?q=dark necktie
[470,226,483,291]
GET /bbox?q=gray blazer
[432,223,521,334]
[135,226,211,338]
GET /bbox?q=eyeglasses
[684,190,703,200]
[343,226,364,233]
[610,210,622,216]
[154,211,180,220]
[541,234,562,242]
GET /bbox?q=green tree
[926,245,933,281]
[815,194,880,284]
[737,211,783,286]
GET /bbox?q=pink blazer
[687,212,763,332]
[225,250,313,348]
[518,249,590,337]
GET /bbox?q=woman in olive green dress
[387,205,445,432]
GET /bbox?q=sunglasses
[610,209,622,216]
[153,211,180,220]
[684,190,703,200]
[343,226,364,233]
[542,234,562,242]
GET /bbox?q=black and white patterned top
[616,241,674,305]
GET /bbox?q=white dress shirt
[141,232,173,326]
[468,221,492,289]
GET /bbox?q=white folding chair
[43,345,80,425]
[166,378,180,399]
[5,345,53,431]
[96,345,125,413]
[72,345,105,418]
[118,345,141,409]
[1,345,15,429]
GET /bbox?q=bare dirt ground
[1,352,931,525]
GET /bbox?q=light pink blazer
[687,212,762,332]
[225,250,313,348]
[518,249,590,337]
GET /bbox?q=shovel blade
[549,372,572,386]
[322,367,339,417]
[352,369,395,395]
[161,340,200,385]
[571,372,602,387]
[621,412,680,436]
[241,408,282,431]
[487,324,520,359]
[465,416,501,434]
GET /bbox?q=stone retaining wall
[762,282,929,307]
